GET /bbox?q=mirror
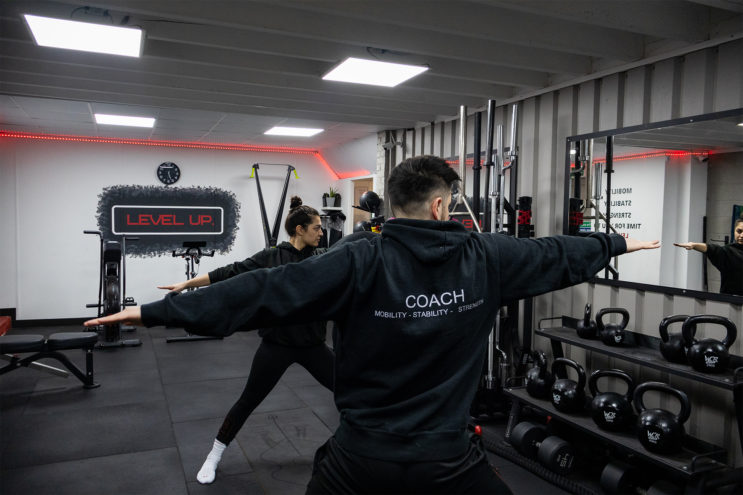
[565,108,743,302]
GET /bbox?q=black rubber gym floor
[0,325,567,495]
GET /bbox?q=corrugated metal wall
[379,38,743,466]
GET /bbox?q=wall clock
[157,162,180,185]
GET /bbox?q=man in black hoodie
[86,155,659,494]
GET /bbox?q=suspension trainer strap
[271,165,296,243]
[252,164,273,248]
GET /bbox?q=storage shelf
[536,327,737,390]
[505,387,727,478]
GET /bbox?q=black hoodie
[142,218,626,461]
[706,242,743,296]
[207,241,327,347]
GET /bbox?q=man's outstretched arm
[492,233,659,303]
[85,246,359,336]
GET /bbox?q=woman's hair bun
[289,196,303,209]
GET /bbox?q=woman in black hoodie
[158,196,333,484]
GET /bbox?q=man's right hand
[158,281,189,293]
[625,238,660,253]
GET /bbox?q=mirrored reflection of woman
[675,217,743,296]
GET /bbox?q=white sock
[197,439,227,484]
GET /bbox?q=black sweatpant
[216,340,335,444]
[306,435,513,494]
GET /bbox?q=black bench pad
[0,335,45,353]
[0,332,100,389]
[47,332,98,351]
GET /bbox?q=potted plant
[323,186,341,207]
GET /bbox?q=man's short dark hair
[387,155,460,215]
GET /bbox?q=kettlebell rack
[503,317,743,491]
[504,387,726,479]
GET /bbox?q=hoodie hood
[382,218,469,264]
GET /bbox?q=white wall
[0,140,18,310]
[321,134,378,234]
[605,153,666,285]
[0,139,352,320]
[321,134,377,177]
[656,155,708,290]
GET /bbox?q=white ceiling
[1,0,742,150]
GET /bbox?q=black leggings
[216,340,335,444]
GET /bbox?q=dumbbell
[600,461,682,494]
[509,422,576,475]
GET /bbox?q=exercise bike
[166,241,222,343]
[84,230,142,348]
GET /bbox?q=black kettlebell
[634,381,690,455]
[596,308,630,346]
[682,315,737,374]
[526,351,555,399]
[658,314,690,364]
[551,358,586,414]
[589,369,635,432]
[576,303,598,339]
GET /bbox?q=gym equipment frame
[251,163,298,249]
[459,100,535,419]
[84,230,141,348]
[166,241,222,343]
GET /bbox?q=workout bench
[0,317,100,389]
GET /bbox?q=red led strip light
[569,150,708,168]
[314,152,370,179]
[445,159,513,167]
[589,150,707,165]
[0,130,317,154]
[446,159,481,166]
[0,130,371,180]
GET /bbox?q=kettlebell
[596,308,630,346]
[589,369,635,432]
[658,314,690,364]
[551,358,586,414]
[682,315,737,374]
[576,303,598,339]
[526,351,555,399]
[634,381,691,455]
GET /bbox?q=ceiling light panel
[265,126,324,137]
[95,113,155,127]
[322,57,428,87]
[23,14,143,57]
